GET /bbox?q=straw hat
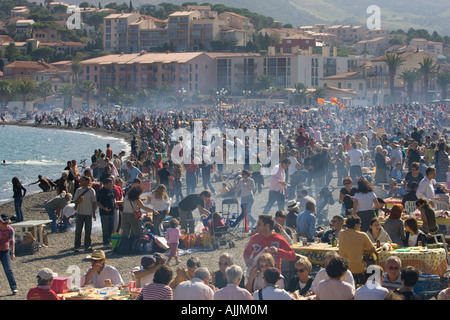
[86,250,108,261]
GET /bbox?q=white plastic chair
[404,201,416,214]
[429,233,450,265]
[434,201,450,211]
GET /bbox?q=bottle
[291,229,297,244]
[376,240,381,248]
[331,233,337,247]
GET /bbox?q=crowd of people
[2,101,450,300]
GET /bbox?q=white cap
[37,268,58,281]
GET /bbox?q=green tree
[13,79,37,112]
[5,43,20,62]
[0,80,12,112]
[400,69,420,104]
[256,73,274,91]
[36,80,54,109]
[81,80,97,107]
[309,86,326,102]
[58,84,73,109]
[70,59,82,84]
[417,57,437,102]
[30,46,55,61]
[292,82,308,105]
[382,53,405,100]
[437,72,450,100]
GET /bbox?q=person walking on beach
[0,214,18,295]
[73,176,97,252]
[12,177,26,222]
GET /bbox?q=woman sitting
[366,218,392,243]
[384,204,406,247]
[245,253,286,293]
[404,217,427,247]
[286,256,314,297]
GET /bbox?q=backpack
[132,236,154,254]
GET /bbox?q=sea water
[0,125,130,204]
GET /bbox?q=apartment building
[327,25,366,42]
[15,19,34,36]
[410,38,443,56]
[366,28,390,40]
[103,7,254,53]
[103,12,141,52]
[356,36,389,56]
[2,60,56,80]
[276,34,316,53]
[11,6,30,18]
[80,51,216,95]
[32,27,58,42]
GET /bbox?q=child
[165,218,183,265]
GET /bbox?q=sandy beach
[0,122,255,300]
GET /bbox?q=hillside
[108,0,450,35]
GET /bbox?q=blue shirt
[296,210,317,241]
[127,166,142,183]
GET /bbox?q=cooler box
[111,234,122,251]
[51,277,71,294]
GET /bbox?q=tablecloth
[378,248,448,277]
[291,243,338,265]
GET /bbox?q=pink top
[269,164,286,194]
[165,228,182,244]
[0,225,14,251]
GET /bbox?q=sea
[0,124,130,205]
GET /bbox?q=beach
[0,122,254,300]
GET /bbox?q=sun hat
[0,214,10,224]
[287,200,300,210]
[37,268,58,281]
[86,250,108,261]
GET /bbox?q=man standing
[173,267,214,300]
[125,161,144,185]
[73,176,97,252]
[97,178,116,247]
[296,201,322,242]
[346,143,364,183]
[338,216,376,285]
[243,214,296,272]
[416,167,438,205]
[262,158,291,214]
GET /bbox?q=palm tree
[400,69,420,104]
[309,86,326,101]
[70,59,82,85]
[0,80,12,112]
[437,72,450,100]
[292,82,308,105]
[382,53,405,100]
[417,57,437,101]
[58,84,74,109]
[81,80,97,108]
[36,81,54,109]
[256,74,275,92]
[13,79,37,112]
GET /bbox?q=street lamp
[216,88,228,106]
[178,87,187,107]
[243,90,251,108]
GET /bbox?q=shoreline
[0,121,134,208]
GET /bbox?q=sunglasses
[259,264,269,268]
[296,269,306,273]
[388,266,400,270]
[219,262,230,266]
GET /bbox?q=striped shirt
[137,283,173,300]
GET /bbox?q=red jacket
[243,232,296,271]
